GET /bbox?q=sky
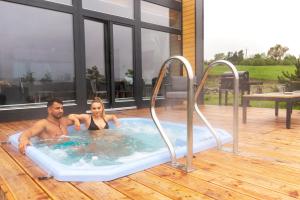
[204,0,300,60]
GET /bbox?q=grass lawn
[203,64,300,109]
[203,92,300,109]
[207,65,296,80]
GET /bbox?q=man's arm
[67,114,88,130]
[18,120,45,154]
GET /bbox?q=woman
[69,97,120,131]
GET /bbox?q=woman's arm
[106,114,120,128]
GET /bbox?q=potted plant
[278,58,300,91]
[86,66,105,83]
[40,72,53,83]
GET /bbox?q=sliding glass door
[84,19,135,108]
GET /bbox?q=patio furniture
[242,92,300,129]
[219,71,263,105]
[90,79,107,99]
[165,76,196,108]
[115,80,132,98]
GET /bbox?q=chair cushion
[166,91,187,99]
[171,76,187,91]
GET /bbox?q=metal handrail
[194,60,239,153]
[150,56,194,172]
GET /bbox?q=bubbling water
[32,122,173,166]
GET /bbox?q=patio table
[242,92,300,129]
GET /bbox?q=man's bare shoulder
[28,119,48,130]
[34,119,48,126]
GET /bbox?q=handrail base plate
[167,162,195,172]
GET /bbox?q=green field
[203,64,300,109]
[207,65,296,80]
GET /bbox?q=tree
[267,44,289,61]
[282,54,297,65]
[214,53,226,60]
[278,58,300,91]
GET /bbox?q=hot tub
[9,118,232,181]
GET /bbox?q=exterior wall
[182,0,196,74]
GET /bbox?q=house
[0,0,203,121]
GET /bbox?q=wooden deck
[1,105,300,200]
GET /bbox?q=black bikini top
[88,116,109,130]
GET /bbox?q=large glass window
[141,28,182,98]
[44,0,72,5]
[83,0,133,19]
[141,1,181,29]
[84,20,107,101]
[0,2,75,107]
[113,25,133,100]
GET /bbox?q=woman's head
[90,97,105,117]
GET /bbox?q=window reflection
[44,0,72,5]
[113,25,133,100]
[83,0,133,19]
[141,29,182,98]
[84,20,107,101]
[141,1,181,29]
[0,2,75,107]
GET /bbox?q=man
[18,98,73,154]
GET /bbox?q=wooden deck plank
[191,159,300,199]
[0,130,91,200]
[189,164,297,200]
[1,106,300,199]
[0,148,49,200]
[1,144,91,200]
[71,182,131,200]
[196,150,300,186]
[146,165,257,200]
[129,171,214,200]
[0,176,14,200]
[106,177,172,200]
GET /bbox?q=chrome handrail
[150,56,194,172]
[195,60,239,153]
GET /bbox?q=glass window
[0,2,75,107]
[44,0,72,5]
[113,25,133,100]
[141,1,181,29]
[83,0,133,19]
[84,20,107,101]
[141,29,182,98]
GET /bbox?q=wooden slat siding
[106,177,172,200]
[147,166,256,200]
[129,172,214,200]
[183,0,196,74]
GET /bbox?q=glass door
[84,19,110,106]
[111,24,135,107]
[84,20,135,108]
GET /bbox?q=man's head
[47,98,64,119]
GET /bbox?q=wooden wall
[182,0,196,74]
